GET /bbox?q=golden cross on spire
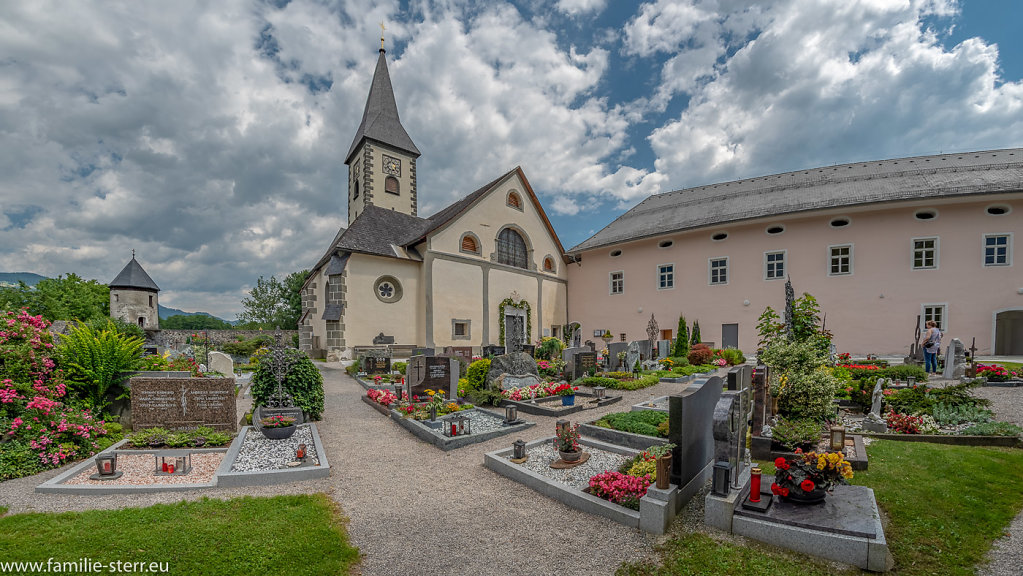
[380,21,386,50]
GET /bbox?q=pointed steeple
[344,48,420,164]
[109,255,160,292]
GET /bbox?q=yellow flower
[426,390,435,396]
[817,462,826,470]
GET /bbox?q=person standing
[922,320,943,374]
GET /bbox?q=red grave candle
[297,448,305,459]
[102,460,112,474]
[750,467,762,503]
[451,423,457,436]
[162,461,168,472]
[168,464,175,474]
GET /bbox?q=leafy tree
[0,274,108,322]
[283,269,310,329]
[238,275,288,328]
[84,315,145,340]
[162,314,234,330]
[672,315,690,358]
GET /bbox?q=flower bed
[502,382,575,401]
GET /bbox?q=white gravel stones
[421,409,507,437]
[520,443,629,490]
[64,453,223,486]
[230,425,319,472]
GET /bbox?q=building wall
[110,289,159,330]
[567,196,1023,355]
[342,254,421,346]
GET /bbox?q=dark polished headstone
[573,352,597,380]
[736,484,878,539]
[482,345,505,358]
[406,355,458,399]
[131,377,237,432]
[668,376,723,488]
[361,355,391,375]
[411,347,435,357]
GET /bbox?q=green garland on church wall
[498,298,531,347]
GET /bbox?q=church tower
[345,38,421,226]
[109,253,160,330]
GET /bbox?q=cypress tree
[672,315,690,358]
[690,320,702,345]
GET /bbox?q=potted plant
[554,383,577,406]
[646,443,676,489]
[259,414,297,440]
[554,423,583,462]
[771,449,853,504]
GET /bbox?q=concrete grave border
[500,392,621,416]
[579,417,670,451]
[216,424,331,487]
[389,407,535,451]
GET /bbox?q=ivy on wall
[498,298,531,346]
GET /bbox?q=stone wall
[147,329,298,350]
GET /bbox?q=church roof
[345,49,420,164]
[568,148,1023,253]
[109,257,160,292]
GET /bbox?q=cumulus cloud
[555,0,608,17]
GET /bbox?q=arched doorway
[994,309,1023,355]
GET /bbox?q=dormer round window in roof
[658,240,673,248]
[914,209,937,221]
[610,249,622,257]
[711,232,728,241]
[766,225,785,235]
[986,205,1011,216]
[830,217,850,228]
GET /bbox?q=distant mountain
[0,272,47,287]
[158,305,237,325]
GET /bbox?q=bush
[84,316,145,341]
[577,376,619,387]
[392,361,407,375]
[345,359,360,376]
[778,369,838,421]
[960,421,1023,436]
[0,439,45,481]
[664,356,689,367]
[466,359,491,391]
[687,344,714,366]
[593,411,668,437]
[127,426,233,448]
[605,371,634,380]
[880,364,928,382]
[932,402,993,426]
[534,337,564,361]
[220,336,272,357]
[251,349,325,420]
[602,374,660,391]
[719,348,745,366]
[468,387,504,407]
[770,417,823,450]
[57,320,144,415]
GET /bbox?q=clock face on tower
[382,155,401,177]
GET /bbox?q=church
[299,45,568,359]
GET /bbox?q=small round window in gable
[711,232,728,241]
[658,240,673,248]
[986,205,1011,216]
[610,249,622,257]
[766,225,785,235]
[830,217,850,228]
[914,209,937,221]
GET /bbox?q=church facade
[300,47,567,358]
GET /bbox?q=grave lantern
[593,386,606,400]
[907,376,916,387]
[429,406,438,421]
[504,405,518,424]
[512,439,526,460]
[443,414,471,437]
[296,443,307,461]
[393,384,403,401]
[829,425,846,452]
[712,461,730,496]
[91,453,122,480]
[155,452,192,476]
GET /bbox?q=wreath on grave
[498,298,531,347]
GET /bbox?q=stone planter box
[579,420,669,451]
[361,395,394,417]
[751,434,869,471]
[982,379,1023,387]
[389,407,535,451]
[500,391,620,417]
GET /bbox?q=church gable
[426,168,566,277]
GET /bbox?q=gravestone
[712,386,750,489]
[373,332,395,345]
[584,340,596,352]
[412,347,435,356]
[208,351,234,376]
[657,339,672,359]
[625,341,643,372]
[573,352,597,380]
[726,365,752,391]
[130,377,237,432]
[493,373,544,390]
[443,346,474,362]
[506,320,524,354]
[751,365,770,436]
[361,355,391,375]
[482,345,505,358]
[646,314,659,356]
[668,376,724,499]
[406,355,458,399]
[608,342,628,370]
[485,353,540,389]
[520,344,536,356]
[943,338,966,379]
[561,347,588,379]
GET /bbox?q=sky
[1,0,1021,320]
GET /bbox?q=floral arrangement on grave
[366,388,399,407]
[588,471,651,510]
[553,423,581,454]
[713,357,728,367]
[977,364,1018,382]
[659,357,674,369]
[261,415,296,429]
[771,449,853,501]
[552,383,578,397]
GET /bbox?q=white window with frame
[764,251,786,280]
[922,304,947,331]
[983,234,1011,266]
[829,244,853,276]
[657,264,674,290]
[709,257,728,285]
[609,271,624,295]
[912,237,938,269]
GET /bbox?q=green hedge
[252,350,325,420]
[594,411,668,437]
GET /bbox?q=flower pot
[559,449,583,462]
[782,486,827,505]
[561,394,575,406]
[260,424,298,440]
[655,453,672,490]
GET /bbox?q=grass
[0,506,6,516]
[0,494,359,575]
[618,441,1023,576]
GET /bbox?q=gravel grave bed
[415,409,509,436]
[64,453,223,485]
[231,425,320,471]
[520,443,629,490]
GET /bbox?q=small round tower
[109,253,160,330]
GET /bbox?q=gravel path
[4,365,1022,575]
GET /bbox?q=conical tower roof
[109,256,160,292]
[345,48,420,164]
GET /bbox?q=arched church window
[507,191,522,210]
[497,228,528,269]
[461,233,480,255]
[385,176,399,195]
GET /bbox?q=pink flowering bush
[366,388,400,407]
[502,382,566,401]
[1,309,109,480]
[588,470,652,510]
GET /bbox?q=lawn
[0,494,359,575]
[618,441,1023,575]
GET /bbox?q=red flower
[774,457,786,468]
[801,479,816,492]
[780,486,790,497]
[779,461,790,471]
[771,483,781,495]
